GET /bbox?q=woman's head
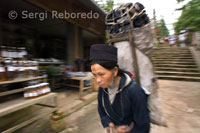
[90,44,120,88]
[91,60,119,88]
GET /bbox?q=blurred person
[74,58,83,71]
[90,44,150,133]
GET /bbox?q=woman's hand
[106,122,134,133]
[116,125,130,133]
[116,123,134,133]
[106,122,117,133]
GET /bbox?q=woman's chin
[99,84,108,89]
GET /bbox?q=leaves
[177,0,185,2]
[156,18,169,37]
[101,0,114,12]
[153,9,169,37]
[174,0,200,33]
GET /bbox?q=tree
[157,18,169,37]
[97,0,114,43]
[153,9,159,35]
[174,0,200,33]
[97,0,123,12]
[153,9,157,23]
[98,0,114,12]
[152,9,169,37]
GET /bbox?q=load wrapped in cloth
[106,2,149,34]
[106,2,167,127]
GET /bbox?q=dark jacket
[98,71,150,133]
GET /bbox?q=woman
[90,44,150,133]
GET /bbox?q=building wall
[66,23,75,65]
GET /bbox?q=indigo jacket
[98,71,150,133]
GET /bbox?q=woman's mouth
[98,83,105,87]
[99,84,103,86]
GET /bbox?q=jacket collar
[118,72,132,93]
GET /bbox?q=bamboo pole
[128,32,140,85]
[108,32,141,85]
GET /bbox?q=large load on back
[105,2,167,126]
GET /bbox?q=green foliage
[174,0,200,33]
[153,9,157,22]
[105,31,109,43]
[102,0,114,12]
[156,18,169,37]
[177,0,185,2]
[99,0,123,12]
[153,9,169,37]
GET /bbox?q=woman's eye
[99,73,104,76]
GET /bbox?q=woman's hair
[90,60,123,76]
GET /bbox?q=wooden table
[65,76,93,96]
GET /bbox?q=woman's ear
[114,67,118,77]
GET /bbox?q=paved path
[62,80,200,133]
[63,100,104,133]
[151,80,200,133]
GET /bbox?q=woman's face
[91,64,118,89]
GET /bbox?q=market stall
[0,46,57,132]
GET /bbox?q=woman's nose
[96,77,102,83]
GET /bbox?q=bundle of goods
[105,2,149,34]
[105,2,167,126]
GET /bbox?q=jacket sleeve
[98,88,112,128]
[130,84,150,133]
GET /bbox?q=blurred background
[0,0,200,133]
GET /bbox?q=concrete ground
[62,100,103,133]
[16,87,98,133]
[16,78,200,133]
[151,80,200,133]
[59,80,200,133]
